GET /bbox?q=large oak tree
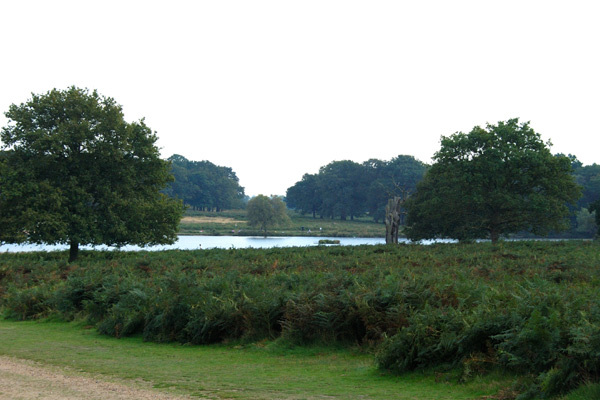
[405,119,581,243]
[0,87,183,261]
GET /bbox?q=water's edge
[0,235,388,253]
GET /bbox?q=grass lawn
[0,320,513,399]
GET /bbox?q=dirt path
[180,216,244,224]
[0,356,197,400]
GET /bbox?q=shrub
[376,305,466,372]
[97,287,151,338]
[1,242,599,397]
[3,285,53,320]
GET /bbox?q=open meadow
[1,241,599,399]
[178,209,386,237]
[0,320,515,400]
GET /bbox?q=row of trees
[0,86,597,259]
[286,155,428,222]
[571,158,600,208]
[286,120,599,241]
[569,157,600,235]
[164,155,245,211]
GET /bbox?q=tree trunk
[385,197,402,244]
[69,241,79,262]
[490,229,500,244]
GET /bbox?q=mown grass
[1,241,599,398]
[179,209,385,237]
[0,320,513,399]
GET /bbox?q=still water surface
[0,235,388,253]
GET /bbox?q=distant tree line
[568,155,600,236]
[569,155,600,209]
[160,145,599,238]
[284,121,600,239]
[4,86,595,258]
[285,155,428,222]
[164,154,245,211]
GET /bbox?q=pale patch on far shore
[180,216,245,224]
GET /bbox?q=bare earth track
[180,216,244,224]
[0,356,196,400]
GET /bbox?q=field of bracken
[1,240,599,399]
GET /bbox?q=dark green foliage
[495,305,564,373]
[52,276,95,319]
[318,239,340,244]
[286,155,427,221]
[144,290,192,343]
[1,241,599,397]
[376,305,466,373]
[317,160,368,220]
[285,173,322,219]
[364,155,428,222]
[569,158,600,210]
[590,198,600,236]
[0,87,183,260]
[97,286,151,338]
[406,119,581,243]
[281,275,360,344]
[246,195,291,237]
[165,154,245,211]
[2,285,53,320]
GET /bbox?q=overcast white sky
[1,1,599,196]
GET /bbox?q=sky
[1,1,599,196]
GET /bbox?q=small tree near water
[246,195,290,237]
[575,208,597,236]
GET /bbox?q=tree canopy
[569,157,600,210]
[589,198,600,237]
[363,155,428,222]
[246,195,290,237]
[165,155,245,211]
[405,119,581,243]
[0,87,183,261]
[286,156,427,221]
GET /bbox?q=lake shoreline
[0,235,387,253]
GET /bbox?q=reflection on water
[0,235,388,253]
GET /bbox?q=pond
[0,235,389,253]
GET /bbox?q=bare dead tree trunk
[385,197,402,244]
[385,186,411,244]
